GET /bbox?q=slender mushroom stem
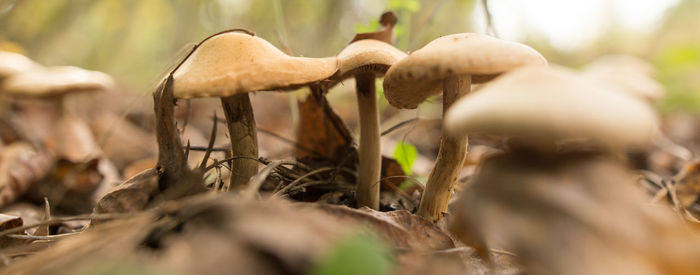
[355,73,381,209]
[417,75,471,221]
[220,93,259,189]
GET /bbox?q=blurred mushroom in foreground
[172,29,338,190]
[445,67,700,273]
[383,33,547,221]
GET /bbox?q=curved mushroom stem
[355,73,381,209]
[417,75,470,221]
[221,93,259,189]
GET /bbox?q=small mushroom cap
[583,66,665,101]
[172,32,338,99]
[444,67,659,151]
[0,51,41,79]
[383,33,547,109]
[2,66,114,97]
[334,39,406,79]
[586,54,656,77]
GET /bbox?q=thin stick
[275,167,334,195]
[199,112,218,170]
[242,161,281,200]
[381,118,419,136]
[0,213,135,238]
[7,232,80,240]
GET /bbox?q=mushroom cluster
[170,24,548,212]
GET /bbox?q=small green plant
[309,233,393,275]
[393,141,417,175]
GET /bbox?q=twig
[275,167,335,195]
[7,232,80,240]
[242,161,282,200]
[199,112,218,170]
[185,146,229,152]
[0,213,135,238]
[381,118,420,136]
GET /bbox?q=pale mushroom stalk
[417,75,470,219]
[220,93,258,188]
[383,33,547,221]
[354,73,381,209]
[331,38,406,209]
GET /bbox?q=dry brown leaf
[0,213,23,248]
[295,86,355,165]
[5,194,492,275]
[350,11,398,44]
[0,142,53,207]
[93,168,159,214]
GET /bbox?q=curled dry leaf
[0,142,53,207]
[93,168,159,214]
[0,213,24,248]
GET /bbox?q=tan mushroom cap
[172,32,338,99]
[2,66,114,97]
[0,51,41,79]
[334,39,406,79]
[444,67,659,150]
[384,33,547,109]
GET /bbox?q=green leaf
[393,141,417,175]
[354,20,381,33]
[309,233,393,275]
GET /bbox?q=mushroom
[172,30,338,188]
[0,51,40,84]
[444,68,694,273]
[383,33,547,221]
[583,56,664,102]
[2,66,114,115]
[1,66,114,143]
[444,66,658,151]
[331,39,406,209]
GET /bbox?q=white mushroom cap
[1,66,114,97]
[583,59,664,101]
[444,66,659,151]
[0,51,41,79]
[383,33,547,109]
[334,39,406,79]
[172,31,338,99]
[585,54,656,77]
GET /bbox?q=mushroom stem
[221,93,259,188]
[417,75,471,221]
[355,73,381,209]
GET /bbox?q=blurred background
[0,0,698,110]
[1,0,699,177]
